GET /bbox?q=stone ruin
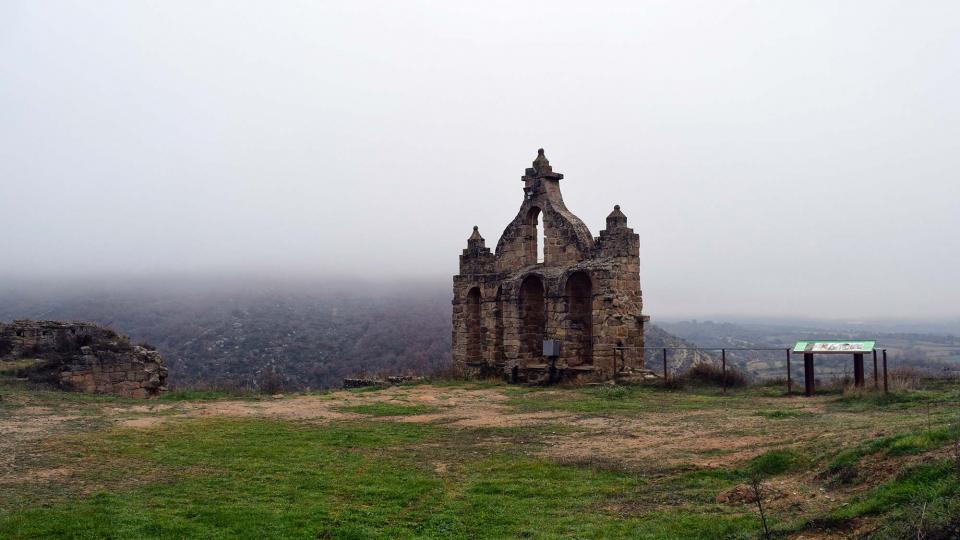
[0,320,167,397]
[452,149,648,383]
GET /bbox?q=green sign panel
[793,340,876,354]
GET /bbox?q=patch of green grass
[508,384,738,415]
[747,449,804,476]
[880,427,956,456]
[337,402,440,416]
[0,379,126,405]
[156,389,261,401]
[0,417,760,539]
[856,425,956,457]
[593,384,631,400]
[421,378,505,390]
[755,409,812,419]
[343,385,386,393]
[820,425,958,485]
[826,459,960,522]
[822,449,861,485]
[827,389,944,412]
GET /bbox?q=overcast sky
[2,1,958,317]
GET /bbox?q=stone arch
[564,271,593,366]
[518,274,546,363]
[525,206,543,265]
[465,287,482,364]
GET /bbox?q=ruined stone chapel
[453,149,647,383]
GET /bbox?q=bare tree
[747,474,771,540]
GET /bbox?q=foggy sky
[2,1,959,318]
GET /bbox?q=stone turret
[597,205,639,258]
[459,226,494,274]
[606,205,627,228]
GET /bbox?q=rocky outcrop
[0,320,167,398]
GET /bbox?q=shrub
[593,385,629,400]
[748,449,801,476]
[822,450,860,485]
[661,376,686,390]
[680,362,748,388]
[255,364,290,394]
[887,367,923,392]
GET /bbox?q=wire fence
[612,346,901,395]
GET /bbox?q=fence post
[721,348,727,394]
[882,349,888,394]
[662,348,668,381]
[785,348,792,394]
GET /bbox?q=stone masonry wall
[0,320,168,398]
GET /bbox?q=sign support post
[853,353,865,387]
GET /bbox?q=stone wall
[452,150,648,383]
[0,320,168,398]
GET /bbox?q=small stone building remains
[452,149,647,383]
[0,320,167,397]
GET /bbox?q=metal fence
[612,346,894,394]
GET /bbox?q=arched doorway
[519,275,545,362]
[565,271,593,366]
[465,287,482,364]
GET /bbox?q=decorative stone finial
[468,226,484,242]
[525,148,563,180]
[606,204,628,228]
[532,149,551,174]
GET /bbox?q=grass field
[1,376,958,539]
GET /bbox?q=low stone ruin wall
[0,320,168,398]
[58,345,166,398]
[343,375,424,389]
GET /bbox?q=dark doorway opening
[465,287,482,364]
[565,271,593,366]
[519,275,546,363]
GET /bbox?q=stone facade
[0,320,168,398]
[452,149,647,383]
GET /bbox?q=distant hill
[4,279,954,390]
[658,319,960,379]
[0,278,713,391]
[0,280,451,390]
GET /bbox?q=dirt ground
[4,382,947,539]
[0,384,881,472]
